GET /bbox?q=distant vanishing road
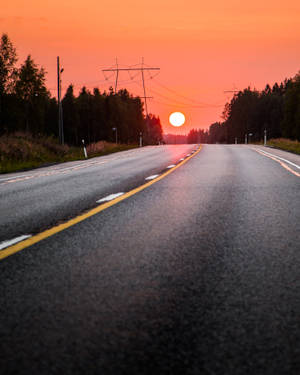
[0,144,299,375]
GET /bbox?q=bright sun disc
[169,112,185,127]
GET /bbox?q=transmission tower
[57,56,64,145]
[224,85,240,94]
[102,58,160,116]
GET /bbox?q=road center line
[0,146,202,261]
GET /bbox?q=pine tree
[15,55,49,134]
[0,33,18,132]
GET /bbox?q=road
[0,145,196,242]
[0,144,299,374]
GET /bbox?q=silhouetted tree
[62,85,80,144]
[15,55,50,134]
[187,128,209,143]
[0,33,18,133]
[145,114,163,144]
[90,88,106,142]
[208,122,227,143]
[76,86,92,144]
[281,72,300,140]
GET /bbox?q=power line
[128,79,224,109]
[224,84,240,94]
[151,98,222,109]
[152,77,225,107]
[102,58,160,116]
[141,84,223,109]
[152,78,216,106]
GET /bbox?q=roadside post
[82,139,87,158]
[245,134,247,144]
[264,129,267,146]
[139,132,142,147]
[248,133,253,144]
[112,127,118,144]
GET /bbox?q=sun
[169,112,185,127]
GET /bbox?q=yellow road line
[0,146,202,261]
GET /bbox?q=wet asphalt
[0,145,299,374]
[0,145,196,242]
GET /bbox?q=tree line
[196,74,300,144]
[0,34,163,145]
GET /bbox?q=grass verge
[0,132,138,174]
[267,138,300,155]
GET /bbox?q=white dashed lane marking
[145,175,159,180]
[0,235,32,251]
[96,193,124,203]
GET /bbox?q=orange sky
[2,0,300,134]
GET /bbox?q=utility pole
[57,56,64,144]
[141,58,148,116]
[115,58,119,93]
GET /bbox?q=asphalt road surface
[0,144,299,375]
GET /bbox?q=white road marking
[186,154,191,156]
[145,175,159,180]
[179,158,184,161]
[167,165,176,168]
[0,160,108,184]
[0,235,32,250]
[96,192,124,203]
[257,149,300,169]
[0,174,32,182]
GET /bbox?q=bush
[0,132,138,173]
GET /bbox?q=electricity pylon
[102,58,160,116]
[57,56,64,145]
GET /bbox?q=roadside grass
[0,132,138,173]
[267,138,300,155]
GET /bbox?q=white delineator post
[264,129,267,146]
[139,132,142,147]
[82,139,87,158]
[112,128,118,144]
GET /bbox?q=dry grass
[0,133,137,173]
[86,141,136,157]
[267,138,300,155]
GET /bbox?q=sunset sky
[2,0,300,134]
